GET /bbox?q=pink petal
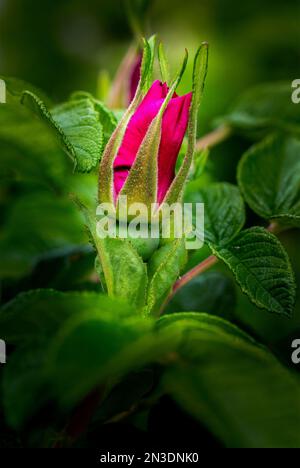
[129,53,142,104]
[114,170,129,197]
[157,92,192,203]
[113,79,192,203]
[114,81,168,197]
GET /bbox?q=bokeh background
[1,0,299,123]
[0,0,300,364]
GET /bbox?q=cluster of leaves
[0,40,299,448]
[0,76,117,279]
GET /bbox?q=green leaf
[22,91,103,172]
[18,245,97,292]
[41,311,248,410]
[0,289,133,346]
[222,82,300,135]
[238,135,300,227]
[47,312,153,407]
[92,370,154,425]
[146,238,187,315]
[0,99,68,190]
[157,311,258,347]
[48,310,234,413]
[165,271,236,320]
[186,183,246,247]
[2,343,48,429]
[46,305,185,408]
[0,192,86,279]
[51,98,104,172]
[70,91,117,146]
[211,227,296,316]
[0,291,134,427]
[161,313,300,448]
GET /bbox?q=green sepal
[145,35,157,92]
[98,37,156,207]
[163,42,209,206]
[128,235,160,261]
[146,237,187,315]
[158,42,170,84]
[119,50,188,212]
[75,198,148,311]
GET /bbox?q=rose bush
[0,35,299,449]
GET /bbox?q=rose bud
[107,48,143,109]
[113,80,192,205]
[99,39,208,257]
[128,52,143,104]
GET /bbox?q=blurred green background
[0,0,299,352]
[1,0,299,129]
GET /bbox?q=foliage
[0,31,299,450]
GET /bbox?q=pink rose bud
[99,39,208,218]
[113,80,192,204]
[107,49,143,109]
[129,52,143,104]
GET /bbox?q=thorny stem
[196,125,232,152]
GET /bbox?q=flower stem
[160,255,218,314]
[173,254,218,294]
[196,125,231,151]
